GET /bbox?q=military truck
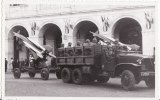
[56,32,155,90]
[13,32,57,80]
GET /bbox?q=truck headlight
[137,59,142,65]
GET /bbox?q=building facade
[5,4,155,70]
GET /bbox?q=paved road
[5,73,155,97]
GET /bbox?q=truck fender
[114,63,141,77]
[115,63,141,68]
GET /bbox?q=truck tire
[121,70,135,90]
[56,71,61,79]
[97,76,110,83]
[61,68,72,83]
[28,68,36,78]
[13,68,21,79]
[145,77,155,88]
[41,68,49,80]
[72,68,84,84]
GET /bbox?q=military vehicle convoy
[13,31,155,90]
[55,32,155,90]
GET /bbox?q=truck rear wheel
[61,68,72,83]
[121,70,135,90]
[145,77,155,88]
[72,68,84,84]
[13,68,21,79]
[41,68,49,80]
[28,68,36,78]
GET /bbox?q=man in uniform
[76,41,82,46]
[67,42,72,48]
[83,39,92,46]
[92,37,98,45]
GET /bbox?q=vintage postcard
[1,0,159,100]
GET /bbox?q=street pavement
[5,73,155,97]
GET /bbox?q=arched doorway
[113,18,142,51]
[73,21,99,43]
[8,25,29,63]
[39,23,62,54]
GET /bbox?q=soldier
[76,41,82,46]
[106,41,114,57]
[67,42,72,48]
[92,37,98,45]
[83,39,92,46]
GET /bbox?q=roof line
[5,6,155,20]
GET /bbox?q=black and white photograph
[1,0,160,100]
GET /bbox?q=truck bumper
[141,71,155,77]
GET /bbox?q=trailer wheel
[97,76,110,83]
[72,68,84,84]
[13,68,21,79]
[41,68,49,80]
[145,77,155,88]
[56,71,61,79]
[61,68,72,83]
[121,70,135,90]
[28,68,36,78]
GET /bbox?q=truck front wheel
[145,77,155,88]
[61,68,72,83]
[13,68,21,79]
[121,70,135,90]
[72,68,84,84]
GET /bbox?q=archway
[73,21,99,43]
[113,18,142,51]
[39,23,62,54]
[8,25,29,63]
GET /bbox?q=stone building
[5,4,155,70]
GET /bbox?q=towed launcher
[13,31,57,80]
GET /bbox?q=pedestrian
[10,58,16,71]
[5,58,8,72]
